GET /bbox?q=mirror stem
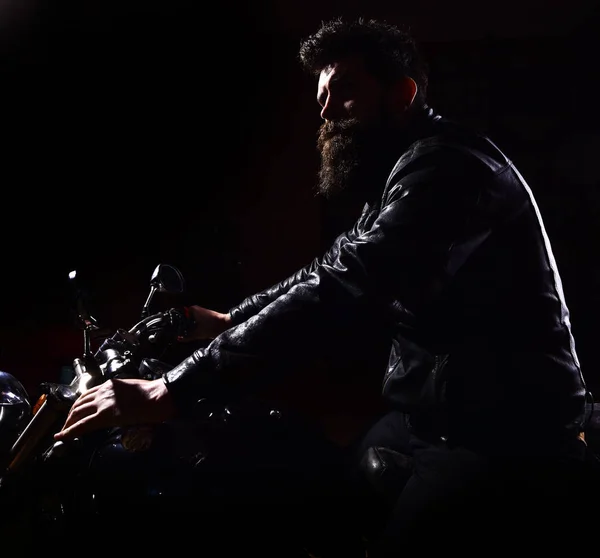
[141,286,158,319]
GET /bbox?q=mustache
[317,118,362,143]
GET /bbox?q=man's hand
[54,378,176,442]
[180,305,231,341]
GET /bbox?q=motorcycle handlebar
[1,274,196,480]
[95,306,196,358]
[128,306,195,339]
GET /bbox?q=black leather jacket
[165,106,588,456]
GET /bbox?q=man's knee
[359,446,414,504]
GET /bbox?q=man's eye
[339,81,356,94]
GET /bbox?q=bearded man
[55,16,591,556]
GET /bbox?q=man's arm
[163,151,504,417]
[228,216,368,325]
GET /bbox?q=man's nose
[320,97,341,121]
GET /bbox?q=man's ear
[392,76,418,112]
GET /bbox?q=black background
[0,0,598,423]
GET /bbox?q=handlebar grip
[169,306,196,338]
[180,306,196,334]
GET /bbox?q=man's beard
[316,117,397,200]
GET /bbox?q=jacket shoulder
[396,121,511,174]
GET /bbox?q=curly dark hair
[298,16,429,106]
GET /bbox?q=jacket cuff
[162,352,222,419]
[227,305,244,326]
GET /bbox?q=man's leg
[367,443,495,555]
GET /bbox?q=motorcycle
[7,262,597,555]
[0,264,363,557]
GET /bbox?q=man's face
[315,56,398,199]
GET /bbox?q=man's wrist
[162,354,202,419]
[213,311,232,337]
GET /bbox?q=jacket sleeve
[227,213,367,325]
[163,150,504,415]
